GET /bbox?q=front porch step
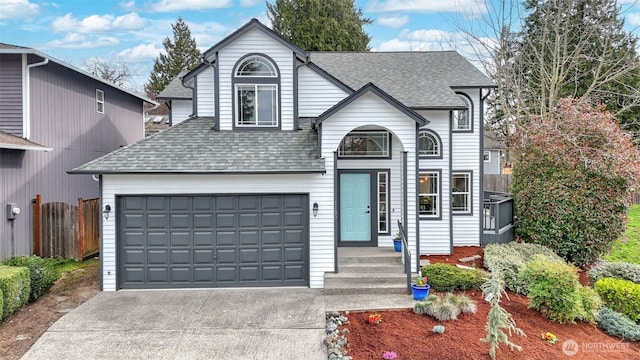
[323,247,409,296]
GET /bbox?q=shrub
[0,265,30,321]
[511,99,640,267]
[0,287,3,320]
[597,307,640,341]
[483,242,563,294]
[412,293,477,321]
[575,285,602,324]
[522,256,589,324]
[588,261,640,285]
[594,277,640,321]
[420,263,486,292]
[6,256,59,302]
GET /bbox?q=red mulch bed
[339,247,640,359]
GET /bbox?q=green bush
[483,242,563,294]
[522,256,591,324]
[597,307,640,341]
[420,263,486,292]
[575,285,602,324]
[0,265,30,321]
[6,256,59,302]
[588,261,640,285]
[594,277,640,321]
[0,287,3,320]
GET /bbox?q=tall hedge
[0,265,30,321]
[511,99,640,267]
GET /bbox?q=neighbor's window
[418,130,441,157]
[338,131,390,157]
[378,172,388,233]
[452,172,471,214]
[234,55,279,127]
[453,95,471,131]
[484,151,491,162]
[419,171,439,217]
[96,89,104,114]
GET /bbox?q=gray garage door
[117,194,309,289]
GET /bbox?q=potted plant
[393,231,402,252]
[411,275,430,300]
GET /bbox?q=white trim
[452,172,471,214]
[483,151,491,162]
[23,56,49,139]
[96,89,105,114]
[419,171,439,217]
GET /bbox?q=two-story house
[71,19,495,291]
[0,43,154,260]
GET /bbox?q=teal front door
[339,173,375,246]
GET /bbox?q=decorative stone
[458,255,481,263]
[433,325,445,334]
[326,323,338,332]
[15,335,29,341]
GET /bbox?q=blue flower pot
[411,283,430,300]
[393,239,402,252]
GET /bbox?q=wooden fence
[32,195,100,260]
[484,174,512,193]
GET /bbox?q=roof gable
[313,83,428,127]
[202,19,307,62]
[157,70,192,99]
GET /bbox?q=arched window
[234,55,279,127]
[418,130,441,157]
[453,94,472,131]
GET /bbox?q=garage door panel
[239,231,259,245]
[118,194,308,289]
[147,249,168,264]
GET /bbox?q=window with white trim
[483,151,491,162]
[338,131,390,157]
[453,95,471,130]
[234,55,278,127]
[452,172,471,214]
[378,172,388,233]
[419,172,439,217]
[96,89,104,114]
[418,130,440,157]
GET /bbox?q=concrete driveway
[21,288,327,360]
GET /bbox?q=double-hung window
[234,55,279,127]
[452,172,471,214]
[419,171,439,218]
[96,89,104,114]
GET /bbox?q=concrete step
[337,247,402,266]
[323,272,408,295]
[322,282,409,296]
[338,263,404,274]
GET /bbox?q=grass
[52,257,99,276]
[604,204,640,265]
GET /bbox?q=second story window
[96,89,104,114]
[453,94,471,131]
[234,55,279,127]
[418,130,441,157]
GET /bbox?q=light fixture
[103,204,111,220]
[312,202,319,217]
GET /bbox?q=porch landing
[323,247,409,296]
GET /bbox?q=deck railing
[482,191,515,246]
[397,220,412,294]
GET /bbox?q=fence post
[77,198,84,261]
[32,194,42,256]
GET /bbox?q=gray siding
[1,59,144,260]
[484,149,501,174]
[0,54,23,136]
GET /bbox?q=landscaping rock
[325,312,351,360]
[459,255,481,263]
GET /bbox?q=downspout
[23,55,49,139]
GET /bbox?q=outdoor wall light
[103,204,111,220]
[313,202,319,217]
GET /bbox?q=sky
[1,0,640,92]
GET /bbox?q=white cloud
[120,1,136,11]
[239,0,261,6]
[51,12,147,34]
[367,0,487,15]
[46,33,120,49]
[147,0,231,12]
[118,42,162,61]
[377,15,409,28]
[0,0,40,21]
[628,13,640,26]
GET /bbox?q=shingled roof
[69,117,325,174]
[309,51,494,109]
[157,70,192,100]
[0,131,52,152]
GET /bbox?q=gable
[298,64,351,117]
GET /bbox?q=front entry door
[339,173,375,246]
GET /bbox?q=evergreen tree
[146,17,200,94]
[266,0,372,51]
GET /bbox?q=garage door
[117,194,309,289]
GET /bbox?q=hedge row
[5,256,58,302]
[0,265,30,321]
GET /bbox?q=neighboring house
[156,70,194,127]
[71,19,495,291]
[0,43,154,260]
[483,133,505,174]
